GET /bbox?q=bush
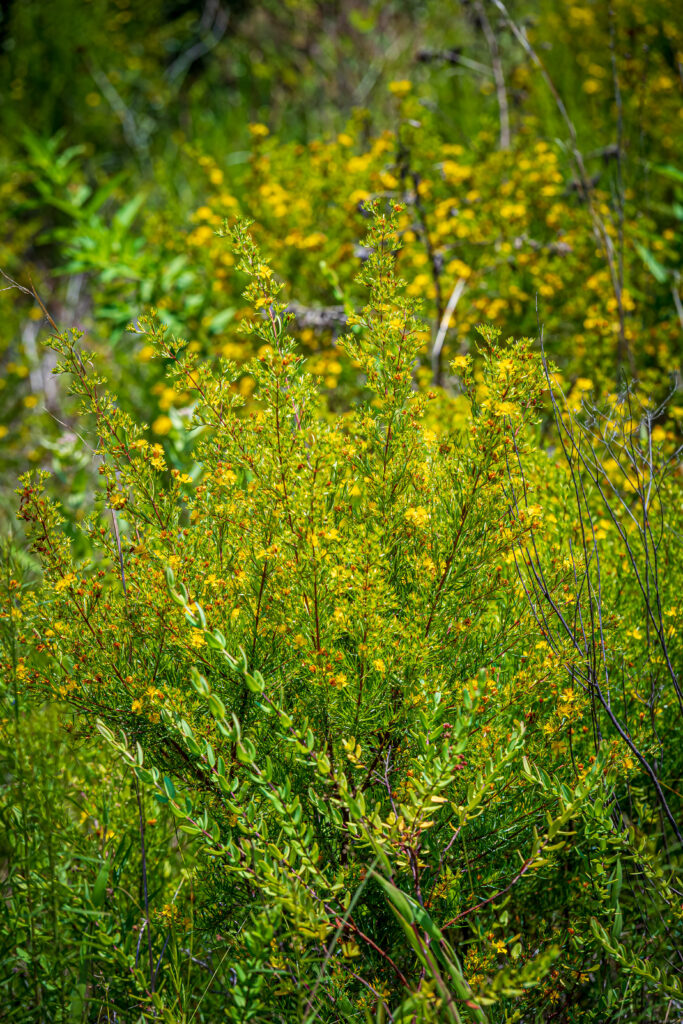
[9,206,681,1021]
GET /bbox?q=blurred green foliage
[1,0,681,511]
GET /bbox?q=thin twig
[475,1,511,149]
[134,779,155,993]
[432,277,467,384]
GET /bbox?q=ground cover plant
[1,1,682,1021]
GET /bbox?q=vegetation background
[0,1,682,1021]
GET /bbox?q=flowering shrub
[1,3,682,1017]
[9,206,682,1020]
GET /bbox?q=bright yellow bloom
[55,573,76,593]
[189,628,205,648]
[388,80,412,98]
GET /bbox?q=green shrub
[1,541,235,1021]
[9,206,681,1021]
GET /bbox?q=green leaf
[634,242,669,283]
[208,693,226,720]
[91,863,109,909]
